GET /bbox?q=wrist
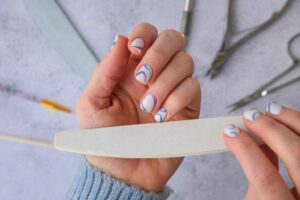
[85,155,166,193]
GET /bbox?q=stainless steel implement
[206,0,293,79]
[228,33,300,112]
[24,0,98,82]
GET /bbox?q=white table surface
[0,0,299,199]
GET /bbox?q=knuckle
[177,52,194,69]
[263,118,281,129]
[162,29,184,42]
[187,78,200,91]
[76,93,99,114]
[253,166,278,188]
[134,22,157,33]
[237,137,256,150]
[289,142,300,166]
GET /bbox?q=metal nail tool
[206,0,293,79]
[180,0,194,46]
[228,33,300,112]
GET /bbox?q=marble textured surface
[0,0,299,199]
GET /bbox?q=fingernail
[243,108,262,121]
[135,64,153,85]
[154,108,168,123]
[140,94,156,113]
[266,102,285,115]
[223,124,240,138]
[111,35,118,50]
[131,37,144,53]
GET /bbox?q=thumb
[85,34,130,109]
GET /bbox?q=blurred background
[0,0,299,199]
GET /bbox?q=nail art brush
[0,83,71,113]
[0,116,263,158]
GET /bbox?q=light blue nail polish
[244,108,262,121]
[131,37,144,53]
[266,102,285,115]
[154,108,168,123]
[140,94,156,112]
[224,124,240,137]
[135,64,153,85]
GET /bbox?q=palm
[78,58,197,192]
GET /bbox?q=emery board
[24,0,98,82]
[54,116,263,158]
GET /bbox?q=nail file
[54,116,263,158]
[24,0,98,82]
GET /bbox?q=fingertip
[111,34,129,50]
[128,22,158,56]
[223,124,241,138]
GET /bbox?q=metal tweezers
[206,0,293,79]
[228,33,300,112]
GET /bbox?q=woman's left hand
[224,103,300,200]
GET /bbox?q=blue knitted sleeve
[67,159,172,200]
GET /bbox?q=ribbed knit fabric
[67,159,171,200]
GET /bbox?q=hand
[76,23,201,192]
[223,103,300,199]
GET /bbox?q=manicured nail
[111,35,118,50]
[223,124,240,138]
[244,108,262,121]
[135,64,153,85]
[154,108,168,123]
[140,94,156,113]
[266,102,285,115]
[131,37,144,53]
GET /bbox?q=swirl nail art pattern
[224,124,240,137]
[131,37,144,53]
[154,108,168,123]
[244,108,262,121]
[135,64,153,85]
[266,102,285,115]
[140,94,156,113]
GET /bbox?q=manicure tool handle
[54,116,263,158]
[180,0,194,43]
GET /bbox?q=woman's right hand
[223,103,300,200]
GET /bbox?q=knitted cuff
[67,159,171,200]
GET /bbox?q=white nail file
[54,116,263,158]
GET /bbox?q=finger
[150,77,200,122]
[223,125,293,200]
[134,29,185,85]
[243,108,300,193]
[245,145,279,200]
[138,51,194,113]
[245,185,258,200]
[291,187,299,199]
[266,102,300,135]
[128,22,158,56]
[85,35,130,108]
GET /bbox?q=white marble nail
[154,108,168,123]
[223,124,240,138]
[140,94,156,113]
[266,102,285,115]
[243,108,262,121]
[111,35,119,50]
[135,64,153,85]
[131,37,144,53]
